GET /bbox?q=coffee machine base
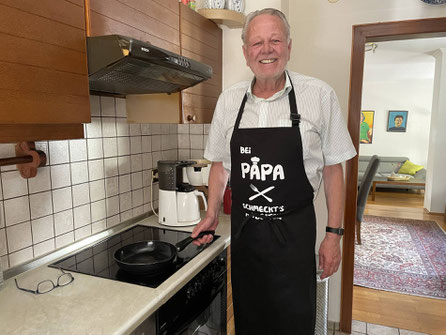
[158,189,203,227]
[159,219,200,227]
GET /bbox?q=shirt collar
[247,71,292,102]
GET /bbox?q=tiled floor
[330,320,429,335]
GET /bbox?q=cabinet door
[88,0,180,54]
[180,5,222,124]
[0,0,90,142]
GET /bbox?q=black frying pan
[114,230,215,275]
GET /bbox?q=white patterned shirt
[204,71,357,193]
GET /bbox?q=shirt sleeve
[320,88,357,166]
[204,93,230,165]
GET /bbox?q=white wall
[425,48,446,213]
[360,79,434,166]
[283,0,446,323]
[360,49,435,166]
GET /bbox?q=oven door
[175,279,227,335]
[133,252,227,335]
[158,274,227,335]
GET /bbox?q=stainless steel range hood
[87,35,212,96]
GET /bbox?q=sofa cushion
[398,160,424,175]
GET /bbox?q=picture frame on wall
[387,110,408,132]
[360,110,374,144]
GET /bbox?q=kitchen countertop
[0,213,231,335]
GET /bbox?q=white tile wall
[51,164,71,189]
[54,209,73,236]
[28,167,51,194]
[0,228,6,255]
[87,138,103,160]
[49,141,69,165]
[72,183,90,207]
[73,204,91,229]
[33,239,55,258]
[4,196,30,226]
[2,171,28,199]
[69,139,87,162]
[31,215,54,244]
[71,161,88,185]
[90,96,101,117]
[101,96,115,116]
[29,191,52,220]
[103,138,118,158]
[52,187,72,213]
[104,158,118,177]
[102,118,117,137]
[0,94,211,270]
[55,231,74,248]
[6,222,32,253]
[88,159,104,181]
[89,180,105,202]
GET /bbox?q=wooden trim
[423,208,445,216]
[197,9,245,29]
[84,0,91,36]
[179,1,184,123]
[341,17,446,334]
[0,124,84,143]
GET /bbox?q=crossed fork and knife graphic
[249,184,275,202]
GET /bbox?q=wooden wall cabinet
[87,0,222,124]
[88,0,180,54]
[0,0,91,142]
[180,5,222,124]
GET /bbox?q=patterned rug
[354,215,446,300]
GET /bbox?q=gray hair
[241,8,291,44]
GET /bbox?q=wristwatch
[326,226,344,236]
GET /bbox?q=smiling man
[192,8,356,334]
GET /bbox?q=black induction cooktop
[49,225,218,288]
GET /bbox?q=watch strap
[326,226,344,236]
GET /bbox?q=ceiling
[365,36,446,64]
[364,36,446,81]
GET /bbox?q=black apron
[230,83,317,335]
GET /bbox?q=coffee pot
[158,160,208,226]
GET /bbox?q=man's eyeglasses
[15,268,74,295]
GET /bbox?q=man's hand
[190,161,228,246]
[318,234,342,279]
[191,215,219,246]
[320,163,345,279]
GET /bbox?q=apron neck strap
[288,82,300,126]
[234,77,300,130]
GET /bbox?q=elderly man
[192,8,356,334]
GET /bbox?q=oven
[132,250,227,335]
[50,225,227,335]
[159,250,227,334]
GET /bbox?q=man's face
[242,14,291,81]
[394,116,403,127]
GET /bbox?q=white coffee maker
[158,160,208,226]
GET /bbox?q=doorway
[340,17,446,334]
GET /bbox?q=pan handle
[175,230,215,252]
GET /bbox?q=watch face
[421,0,446,4]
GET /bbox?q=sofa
[358,156,426,190]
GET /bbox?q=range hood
[87,35,212,96]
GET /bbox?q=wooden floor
[353,189,446,335]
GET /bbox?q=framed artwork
[360,110,374,144]
[387,110,408,132]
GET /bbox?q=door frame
[340,17,446,334]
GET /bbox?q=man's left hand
[318,234,342,279]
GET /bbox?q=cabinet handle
[187,115,196,122]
